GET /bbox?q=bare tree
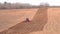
[40,2,49,7]
[0,2,39,9]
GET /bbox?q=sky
[0,0,60,6]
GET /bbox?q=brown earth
[0,8,38,32]
[0,8,60,34]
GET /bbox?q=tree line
[0,2,49,9]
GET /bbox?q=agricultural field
[0,8,60,34]
[0,8,38,32]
